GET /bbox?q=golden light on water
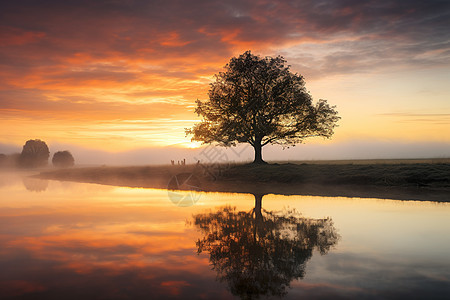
[1,173,449,298]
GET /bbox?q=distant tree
[52,150,75,168]
[193,194,339,299]
[0,153,21,168]
[187,51,340,164]
[19,139,50,168]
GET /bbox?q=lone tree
[187,51,340,163]
[19,139,50,168]
[52,150,75,168]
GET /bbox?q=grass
[221,162,450,188]
[35,160,450,202]
[271,158,450,165]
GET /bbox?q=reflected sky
[0,171,449,299]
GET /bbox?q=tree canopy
[52,150,75,168]
[18,139,50,168]
[187,51,340,163]
[193,194,339,299]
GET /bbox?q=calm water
[1,171,450,299]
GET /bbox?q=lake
[1,171,449,299]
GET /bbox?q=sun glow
[184,141,203,149]
[1,1,449,159]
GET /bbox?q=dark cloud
[1,0,448,71]
[1,0,448,86]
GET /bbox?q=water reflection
[193,193,340,299]
[22,177,48,192]
[1,180,449,299]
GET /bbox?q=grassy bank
[36,161,450,202]
[221,163,450,187]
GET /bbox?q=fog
[1,140,449,166]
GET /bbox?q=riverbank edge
[34,163,450,202]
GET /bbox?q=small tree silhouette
[19,139,50,168]
[52,150,75,168]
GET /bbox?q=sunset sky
[1,0,449,163]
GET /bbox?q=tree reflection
[193,193,340,299]
[22,177,49,192]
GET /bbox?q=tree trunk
[252,137,266,164]
[254,193,263,222]
[253,193,265,242]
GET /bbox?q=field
[34,159,450,202]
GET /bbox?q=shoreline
[34,162,450,202]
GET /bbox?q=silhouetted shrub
[52,150,75,168]
[19,139,49,168]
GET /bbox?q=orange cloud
[0,0,448,150]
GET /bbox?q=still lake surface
[1,171,449,299]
